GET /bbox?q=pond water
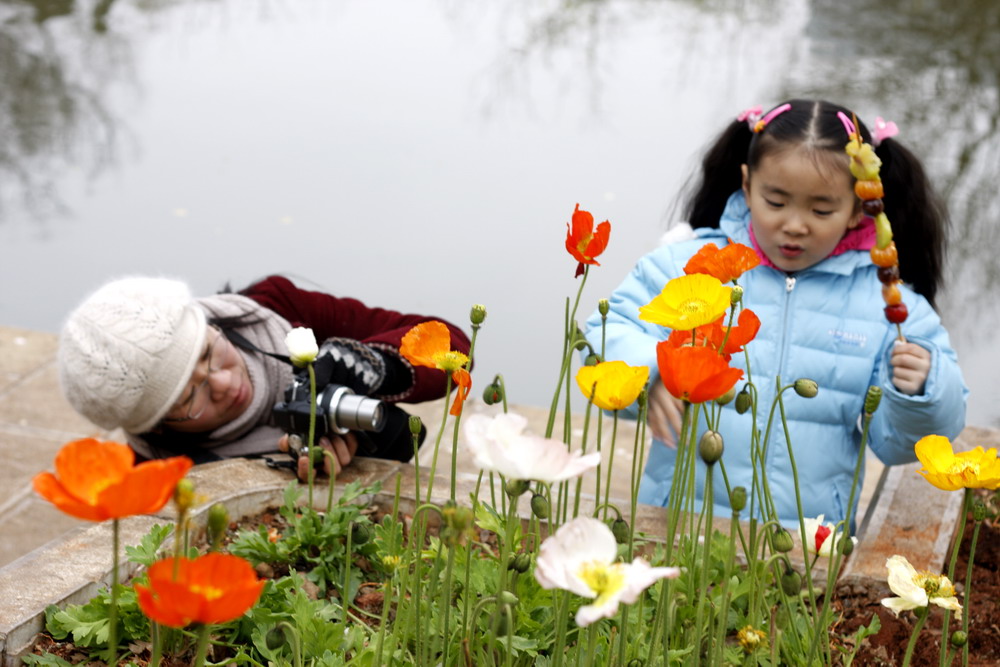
[1,0,997,429]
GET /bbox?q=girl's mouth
[779,244,804,258]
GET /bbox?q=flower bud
[530,493,550,519]
[780,567,802,596]
[511,552,531,573]
[498,591,519,606]
[638,387,648,410]
[611,518,630,544]
[793,378,819,398]
[584,353,601,366]
[351,522,371,545]
[285,327,319,367]
[735,386,753,414]
[838,534,854,556]
[505,479,530,498]
[730,486,747,513]
[950,631,968,648]
[598,299,610,317]
[470,304,487,325]
[730,286,744,305]
[626,661,644,667]
[483,378,504,405]
[699,430,724,465]
[409,415,423,436]
[772,528,794,553]
[173,479,195,513]
[864,386,882,415]
[206,503,230,550]
[973,501,987,522]
[715,386,736,406]
[265,626,286,651]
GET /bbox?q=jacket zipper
[765,275,797,471]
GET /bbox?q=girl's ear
[740,164,750,201]
[847,208,863,230]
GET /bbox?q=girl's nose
[206,369,233,398]
[782,212,808,235]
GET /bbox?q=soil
[28,496,1000,666]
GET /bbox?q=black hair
[683,99,949,306]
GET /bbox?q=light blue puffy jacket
[584,192,968,528]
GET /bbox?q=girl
[586,99,967,528]
[58,274,470,481]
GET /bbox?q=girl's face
[162,325,255,433]
[742,145,862,273]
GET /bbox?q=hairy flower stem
[940,489,972,667]
[693,465,715,659]
[306,363,317,509]
[449,325,480,501]
[546,268,590,438]
[192,624,211,667]
[583,624,599,667]
[627,394,650,559]
[105,519,120,667]
[904,607,930,667]
[962,515,981,667]
[574,397,596,519]
[601,412,620,520]
[423,374,454,504]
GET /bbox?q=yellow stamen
[190,583,224,601]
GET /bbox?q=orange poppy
[33,439,192,522]
[565,203,611,277]
[704,309,761,359]
[400,321,469,373]
[684,242,760,284]
[655,343,744,404]
[135,553,265,628]
[450,369,472,416]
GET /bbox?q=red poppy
[814,524,832,553]
[450,369,472,416]
[704,309,761,359]
[135,553,265,628]
[33,439,192,522]
[684,241,760,284]
[565,203,611,277]
[655,343,744,404]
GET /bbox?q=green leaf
[124,523,173,566]
[20,654,74,666]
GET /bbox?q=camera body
[272,378,387,437]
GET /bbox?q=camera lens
[334,393,386,432]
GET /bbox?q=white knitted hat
[58,277,208,434]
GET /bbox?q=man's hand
[648,381,685,448]
[890,341,931,395]
[278,432,360,482]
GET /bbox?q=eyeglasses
[163,327,229,423]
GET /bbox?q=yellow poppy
[914,434,1000,491]
[575,361,649,411]
[639,274,732,331]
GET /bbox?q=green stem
[546,268,590,438]
[307,363,317,508]
[424,374,454,503]
[106,519,119,667]
[940,489,972,667]
[903,607,929,667]
[602,412,619,520]
[192,624,212,667]
[962,515,981,667]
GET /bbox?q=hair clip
[872,116,899,146]
[752,103,791,133]
[738,105,763,129]
[836,111,858,139]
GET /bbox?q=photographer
[58,274,471,480]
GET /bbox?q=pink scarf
[747,216,876,270]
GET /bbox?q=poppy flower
[800,515,856,557]
[400,321,469,373]
[914,435,1000,491]
[462,413,600,483]
[450,368,472,416]
[575,361,649,411]
[565,203,611,278]
[881,554,962,620]
[684,242,760,284]
[655,343,743,404]
[639,274,732,332]
[135,553,265,628]
[284,327,319,367]
[534,517,679,627]
[33,439,192,522]
[704,309,761,359]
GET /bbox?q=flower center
[577,561,626,602]
[433,350,470,373]
[679,298,709,316]
[576,234,593,256]
[946,459,980,476]
[914,571,954,599]
[190,583,224,601]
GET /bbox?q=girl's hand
[648,381,685,448]
[278,432,359,482]
[890,341,931,395]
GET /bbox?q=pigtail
[685,120,754,229]
[876,138,949,307]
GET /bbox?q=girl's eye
[764,198,784,208]
[814,210,834,217]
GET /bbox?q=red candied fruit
[884,303,908,324]
[877,265,900,284]
[862,199,884,216]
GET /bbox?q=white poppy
[461,413,600,483]
[800,514,857,557]
[534,517,680,627]
[880,555,962,620]
[284,327,318,367]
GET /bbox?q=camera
[273,379,387,436]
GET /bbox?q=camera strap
[223,328,292,366]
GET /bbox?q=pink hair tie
[872,116,899,146]
[738,105,763,129]
[752,103,792,133]
[836,111,857,138]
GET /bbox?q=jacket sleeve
[241,275,471,404]
[866,288,968,465]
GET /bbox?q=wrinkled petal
[449,369,472,416]
[400,321,453,369]
[657,344,743,404]
[32,473,108,521]
[640,274,732,331]
[576,361,649,411]
[565,204,611,268]
[97,457,193,519]
[284,327,318,366]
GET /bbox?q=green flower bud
[730,286,744,305]
[780,567,802,597]
[409,415,423,436]
[206,503,230,550]
[611,518,630,544]
[351,522,371,545]
[584,353,602,366]
[505,479,530,498]
[511,552,531,573]
[626,660,644,667]
[838,535,854,556]
[470,304,487,325]
[864,386,882,415]
[265,626,286,651]
[716,386,737,406]
[493,611,509,636]
[638,387,648,409]
[730,486,747,513]
[483,379,504,405]
[973,501,987,522]
[735,386,753,414]
[173,478,195,513]
[498,591,519,606]
[772,528,794,553]
[699,430,724,465]
[530,493,550,519]
[598,299,610,317]
[793,378,819,398]
[950,631,968,648]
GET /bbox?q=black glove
[312,338,386,396]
